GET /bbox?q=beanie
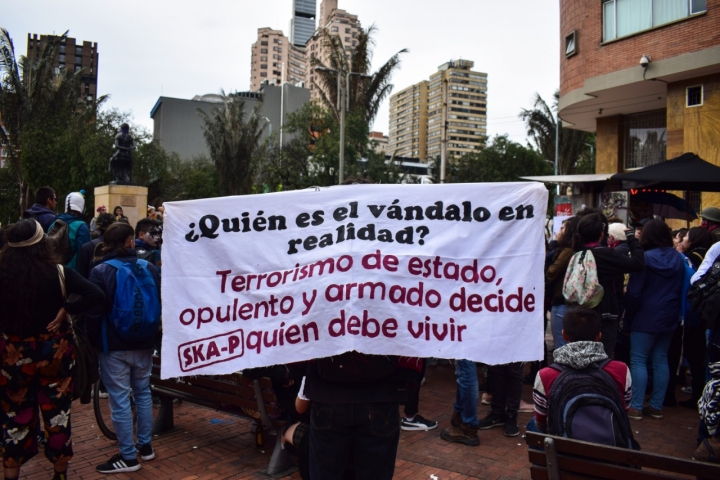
[65,192,85,214]
[608,223,627,242]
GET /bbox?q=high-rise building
[290,0,316,47]
[388,60,487,162]
[305,2,362,101]
[388,81,428,160]
[426,60,487,160]
[250,28,307,92]
[26,33,99,102]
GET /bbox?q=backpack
[103,258,160,348]
[315,351,398,384]
[547,359,637,449]
[47,219,73,264]
[687,259,720,330]
[562,250,604,309]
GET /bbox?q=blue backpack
[103,258,160,349]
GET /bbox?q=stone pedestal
[94,185,148,228]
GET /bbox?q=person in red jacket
[529,306,632,433]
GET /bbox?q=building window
[565,31,577,57]
[603,0,706,42]
[261,48,268,53]
[331,26,339,32]
[260,72,267,77]
[261,56,267,61]
[75,46,82,55]
[261,41,268,46]
[624,109,667,169]
[685,191,702,213]
[261,64,267,69]
[687,85,703,107]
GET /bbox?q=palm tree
[310,25,407,125]
[0,29,92,213]
[520,91,593,175]
[197,92,266,196]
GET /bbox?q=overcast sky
[4,0,559,145]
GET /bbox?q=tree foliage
[432,135,552,184]
[197,93,266,196]
[520,91,595,175]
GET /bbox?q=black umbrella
[611,153,720,192]
[630,191,697,220]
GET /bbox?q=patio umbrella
[611,153,720,192]
[630,191,697,220]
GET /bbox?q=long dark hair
[102,222,135,256]
[572,213,604,250]
[686,226,714,251]
[0,220,58,327]
[554,216,579,260]
[640,219,673,250]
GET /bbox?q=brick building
[26,33,99,102]
[559,0,720,207]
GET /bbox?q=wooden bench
[149,355,293,475]
[526,431,720,480]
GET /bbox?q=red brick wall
[560,0,720,96]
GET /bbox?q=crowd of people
[2,185,720,479]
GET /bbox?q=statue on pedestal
[109,123,136,185]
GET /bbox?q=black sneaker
[401,414,438,431]
[504,416,519,437]
[477,412,505,430]
[137,443,156,461]
[96,453,141,473]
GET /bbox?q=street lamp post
[315,67,370,185]
[260,116,272,137]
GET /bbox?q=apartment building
[427,60,488,160]
[369,131,390,155]
[250,28,307,92]
[305,4,362,100]
[388,60,487,162]
[388,81,428,159]
[26,33,99,102]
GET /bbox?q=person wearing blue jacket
[85,222,160,474]
[625,219,686,421]
[22,186,57,232]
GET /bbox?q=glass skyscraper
[290,0,316,47]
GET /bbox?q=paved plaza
[19,363,701,480]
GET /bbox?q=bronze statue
[109,123,136,185]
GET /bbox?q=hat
[96,205,106,212]
[608,223,627,242]
[65,192,85,214]
[701,207,720,223]
[632,217,651,228]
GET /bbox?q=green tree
[520,91,594,175]
[0,28,104,214]
[433,135,551,184]
[197,93,266,196]
[160,154,219,201]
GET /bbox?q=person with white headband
[0,219,104,480]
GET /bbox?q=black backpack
[315,351,398,384]
[687,259,720,330]
[47,219,73,264]
[547,359,638,449]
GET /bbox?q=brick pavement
[17,363,701,480]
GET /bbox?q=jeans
[630,331,674,411]
[453,360,479,427]
[550,304,567,349]
[487,362,523,417]
[99,349,154,460]
[309,401,399,480]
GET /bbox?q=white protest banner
[161,183,548,379]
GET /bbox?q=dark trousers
[309,401,400,480]
[600,318,618,357]
[404,359,427,418]
[488,362,523,417]
[685,325,708,402]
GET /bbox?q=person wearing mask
[680,227,716,409]
[624,220,685,420]
[0,219,104,480]
[48,192,91,270]
[572,213,644,357]
[22,187,58,232]
[546,216,579,349]
[134,218,162,268]
[701,207,720,243]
